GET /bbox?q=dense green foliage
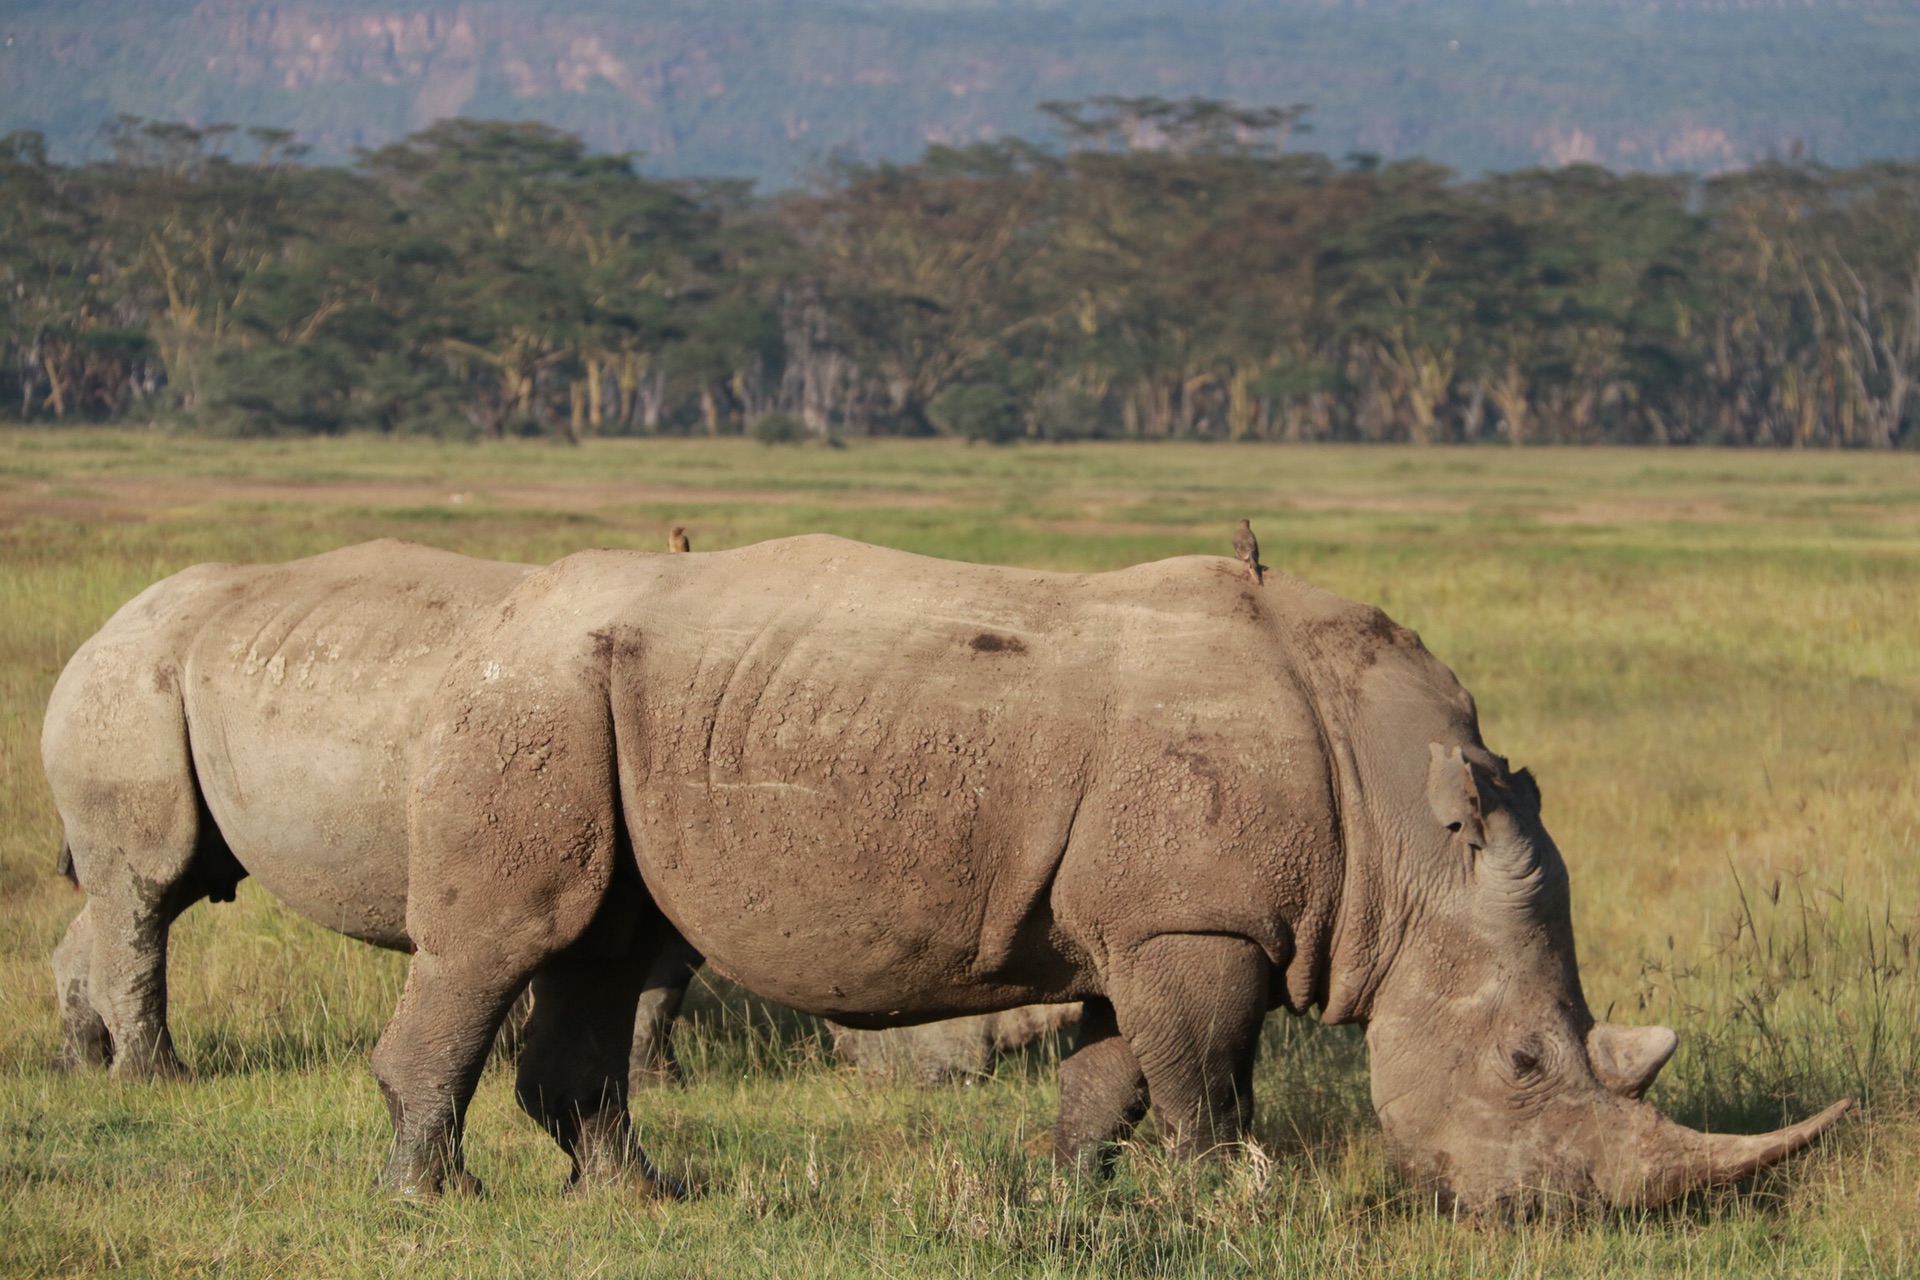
[4,110,1918,445]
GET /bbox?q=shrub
[1030,385,1105,441]
[927,383,1021,444]
[750,411,809,445]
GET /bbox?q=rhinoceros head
[1359,742,1849,1218]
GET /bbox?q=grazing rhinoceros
[40,541,703,1084]
[371,535,1849,1215]
[42,538,1054,1089]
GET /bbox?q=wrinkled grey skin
[372,535,1847,1214]
[41,538,1045,1090]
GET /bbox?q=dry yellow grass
[1,430,1915,1276]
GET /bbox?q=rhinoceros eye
[1508,1040,1543,1077]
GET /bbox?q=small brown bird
[668,526,691,553]
[1233,518,1262,585]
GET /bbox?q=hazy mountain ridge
[4,0,1917,181]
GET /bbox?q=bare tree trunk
[585,356,604,433]
[1490,361,1531,447]
[563,379,585,444]
[41,351,69,418]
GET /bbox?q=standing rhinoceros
[42,538,1055,1089]
[370,535,1848,1214]
[40,540,700,1083]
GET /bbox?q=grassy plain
[0,430,1916,1277]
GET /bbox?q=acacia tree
[778,141,1063,434]
[6,105,1918,447]
[357,120,721,439]
[1,129,163,421]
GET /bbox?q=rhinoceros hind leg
[51,905,111,1072]
[87,891,192,1082]
[1109,934,1269,1159]
[516,945,679,1197]
[1053,999,1149,1174]
[371,950,527,1198]
[628,936,702,1093]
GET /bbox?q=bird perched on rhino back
[668,526,691,553]
[1233,519,1262,584]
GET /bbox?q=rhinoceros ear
[1426,741,1487,850]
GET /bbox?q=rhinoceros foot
[556,1107,688,1200]
[565,1164,689,1201]
[106,1039,192,1084]
[374,1144,484,1200]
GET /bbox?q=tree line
[4,105,1918,446]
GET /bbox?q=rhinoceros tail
[56,836,77,887]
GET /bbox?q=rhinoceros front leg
[51,904,111,1072]
[1053,998,1150,1174]
[628,936,702,1093]
[1108,934,1270,1159]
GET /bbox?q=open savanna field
[0,430,1916,1277]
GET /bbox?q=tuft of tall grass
[1639,863,1920,1130]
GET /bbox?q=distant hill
[4,0,1918,183]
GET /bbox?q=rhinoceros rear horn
[1587,1022,1678,1099]
[1598,1097,1854,1208]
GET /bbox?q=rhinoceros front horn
[1592,1096,1854,1208]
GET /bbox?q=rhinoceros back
[415,535,1349,1022]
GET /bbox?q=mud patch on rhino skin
[1310,607,1425,674]
[589,627,646,664]
[969,633,1027,655]
[1164,746,1226,824]
[1355,606,1422,651]
[151,665,173,694]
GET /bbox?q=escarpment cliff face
[189,6,739,135]
[201,8,483,121]
[4,0,1916,182]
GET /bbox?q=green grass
[2,430,1917,1276]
